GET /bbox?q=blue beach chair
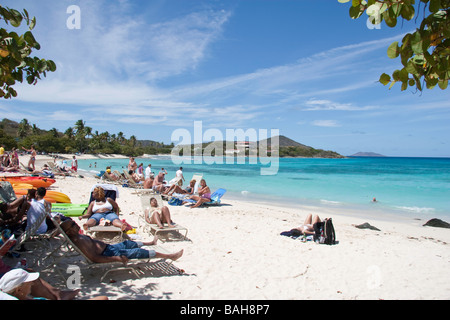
[183,188,227,206]
[204,188,226,206]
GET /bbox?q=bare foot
[144,235,158,246]
[170,249,183,261]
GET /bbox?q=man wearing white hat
[0,269,40,300]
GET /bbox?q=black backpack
[313,218,336,245]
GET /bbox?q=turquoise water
[78,156,450,220]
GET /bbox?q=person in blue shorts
[61,220,183,263]
[78,186,126,231]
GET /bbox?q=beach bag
[313,218,336,245]
[168,197,183,206]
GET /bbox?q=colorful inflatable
[12,187,71,204]
[51,203,88,216]
[1,176,56,188]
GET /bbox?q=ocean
[78,156,450,220]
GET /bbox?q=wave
[320,199,341,205]
[395,206,436,214]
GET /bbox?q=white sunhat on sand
[0,269,39,293]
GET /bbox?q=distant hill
[176,135,345,158]
[258,135,308,148]
[266,135,344,158]
[350,152,386,157]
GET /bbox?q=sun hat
[0,269,40,293]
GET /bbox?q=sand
[5,154,450,300]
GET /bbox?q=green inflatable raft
[51,203,89,217]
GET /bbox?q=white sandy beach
[5,154,450,300]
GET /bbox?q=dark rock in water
[423,219,450,229]
[355,222,380,231]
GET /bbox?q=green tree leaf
[387,41,400,58]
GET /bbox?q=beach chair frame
[44,217,175,282]
[122,169,144,189]
[138,194,188,242]
[84,184,124,238]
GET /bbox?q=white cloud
[312,120,341,128]
[303,99,377,111]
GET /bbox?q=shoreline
[24,154,450,223]
[5,153,450,300]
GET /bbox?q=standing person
[127,157,137,173]
[71,156,78,172]
[21,145,36,171]
[145,164,153,180]
[137,163,144,180]
[0,145,4,164]
[175,167,185,186]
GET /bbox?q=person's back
[26,188,49,235]
[26,199,48,234]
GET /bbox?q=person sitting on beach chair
[25,187,52,235]
[0,195,29,231]
[0,268,108,300]
[186,179,211,208]
[60,220,183,264]
[145,197,176,229]
[152,171,167,193]
[78,186,127,232]
[164,179,196,197]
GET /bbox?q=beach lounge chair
[183,188,227,207]
[46,162,72,177]
[0,235,17,257]
[102,171,123,185]
[138,194,188,242]
[191,173,203,194]
[85,184,123,238]
[45,217,176,282]
[122,169,144,189]
[11,204,52,254]
[205,188,226,206]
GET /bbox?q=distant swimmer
[372,197,377,202]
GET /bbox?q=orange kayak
[13,187,71,204]
[1,176,56,188]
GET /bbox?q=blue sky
[1,0,449,157]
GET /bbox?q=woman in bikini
[21,145,36,171]
[144,197,176,228]
[187,179,211,209]
[292,214,322,236]
[78,187,126,231]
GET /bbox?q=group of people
[0,145,77,175]
[0,184,88,300]
[0,145,28,173]
[0,182,184,300]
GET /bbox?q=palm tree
[129,135,137,148]
[64,127,74,139]
[18,118,31,138]
[49,128,59,138]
